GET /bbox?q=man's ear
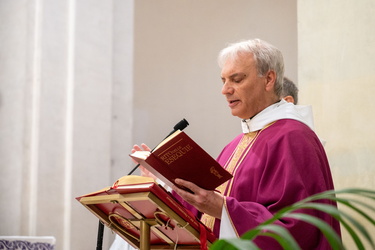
[264,70,276,91]
[283,95,295,104]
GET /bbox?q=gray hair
[218,39,285,98]
[281,77,299,104]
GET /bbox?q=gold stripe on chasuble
[200,131,260,230]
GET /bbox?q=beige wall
[132,0,298,158]
[298,0,375,247]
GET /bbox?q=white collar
[241,99,315,133]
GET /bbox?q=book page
[130,151,151,160]
[153,130,182,151]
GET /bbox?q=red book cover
[130,131,232,191]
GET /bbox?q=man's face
[220,53,269,119]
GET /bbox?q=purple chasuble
[174,119,340,249]
[215,119,340,249]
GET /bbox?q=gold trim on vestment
[200,123,274,231]
[200,132,260,230]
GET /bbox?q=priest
[171,39,341,249]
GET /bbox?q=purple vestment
[216,119,340,249]
[177,119,340,249]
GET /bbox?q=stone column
[0,0,134,249]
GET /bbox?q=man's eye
[233,78,243,83]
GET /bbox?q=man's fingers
[173,184,197,204]
[174,178,198,193]
[141,143,151,151]
[132,144,142,152]
[173,178,204,201]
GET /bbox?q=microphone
[127,118,189,175]
[163,118,189,139]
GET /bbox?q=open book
[130,130,232,191]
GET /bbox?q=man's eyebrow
[230,73,244,78]
[221,72,247,83]
[222,73,246,79]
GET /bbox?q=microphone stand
[95,118,189,250]
[96,221,104,250]
[127,118,189,175]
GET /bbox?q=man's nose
[222,82,233,95]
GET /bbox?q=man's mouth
[228,99,240,107]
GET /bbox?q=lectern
[76,176,216,250]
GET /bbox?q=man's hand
[131,143,156,179]
[172,178,224,219]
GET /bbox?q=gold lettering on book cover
[210,166,223,179]
[166,196,188,220]
[158,143,193,165]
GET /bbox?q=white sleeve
[109,235,136,250]
[218,206,237,239]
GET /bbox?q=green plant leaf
[255,224,301,250]
[288,202,368,249]
[209,238,259,250]
[338,215,365,250]
[285,213,344,250]
[298,197,375,248]
[302,188,375,204]
[210,188,375,250]
[334,197,375,225]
